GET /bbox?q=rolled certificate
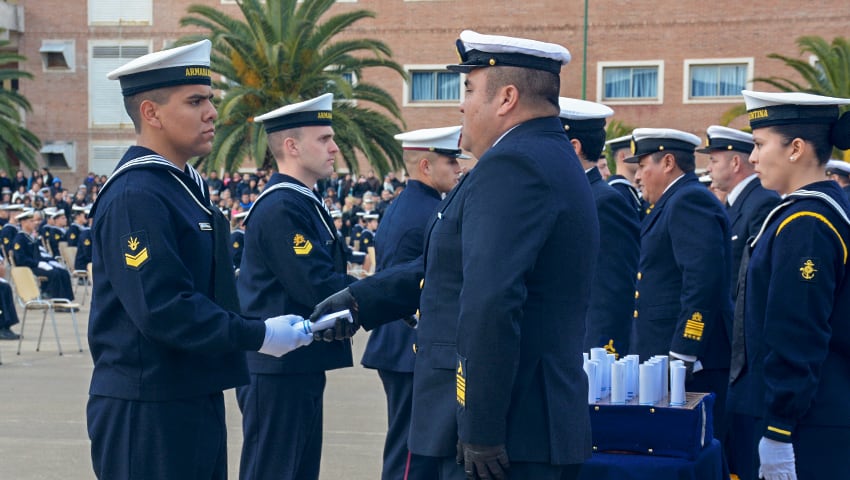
[590,348,607,395]
[610,361,626,404]
[296,309,353,334]
[639,363,656,405]
[584,360,598,404]
[654,355,669,399]
[625,355,639,401]
[670,364,687,406]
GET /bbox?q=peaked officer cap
[447,30,570,74]
[394,125,470,158]
[696,125,754,154]
[624,128,701,163]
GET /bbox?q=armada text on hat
[253,93,334,134]
[107,39,212,97]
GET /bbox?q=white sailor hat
[254,93,334,134]
[2,203,24,211]
[51,209,66,219]
[1,187,11,195]
[330,209,343,219]
[43,207,57,216]
[394,125,470,159]
[826,159,850,177]
[447,30,570,74]
[696,125,754,154]
[605,134,632,153]
[624,128,702,163]
[558,97,613,133]
[72,204,87,213]
[363,213,380,221]
[107,40,212,97]
[15,208,34,221]
[742,90,850,129]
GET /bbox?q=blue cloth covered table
[579,439,727,480]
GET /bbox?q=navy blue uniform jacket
[727,177,779,299]
[362,179,441,372]
[728,181,850,441]
[607,174,643,220]
[88,147,264,401]
[631,172,733,369]
[229,229,244,270]
[237,173,354,374]
[74,227,92,271]
[351,117,597,465]
[584,167,640,355]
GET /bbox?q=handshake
[257,291,361,357]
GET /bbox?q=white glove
[258,314,313,357]
[38,261,54,271]
[49,260,66,270]
[758,436,797,480]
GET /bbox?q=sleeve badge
[232,241,240,249]
[122,231,150,270]
[683,311,704,341]
[456,354,467,408]
[799,258,818,282]
[293,233,313,256]
[84,239,91,246]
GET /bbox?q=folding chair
[11,266,83,356]
[60,245,90,304]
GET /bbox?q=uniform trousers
[0,279,19,328]
[87,392,227,479]
[237,372,326,480]
[377,370,438,480]
[35,266,74,300]
[728,414,850,480]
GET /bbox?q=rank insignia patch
[799,258,818,282]
[122,231,150,270]
[293,234,313,256]
[684,311,704,341]
[456,355,467,408]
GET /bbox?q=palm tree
[756,36,850,99]
[604,119,635,175]
[721,36,850,158]
[178,0,407,175]
[0,39,41,171]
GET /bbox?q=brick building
[3,0,850,184]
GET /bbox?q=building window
[89,0,152,25]
[685,58,752,102]
[90,144,133,175]
[404,66,461,106]
[40,143,76,170]
[40,40,75,72]
[598,61,663,104]
[89,42,150,127]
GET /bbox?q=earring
[790,156,795,161]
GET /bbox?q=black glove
[456,442,510,480]
[309,288,360,342]
[402,314,418,329]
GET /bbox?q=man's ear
[140,99,161,129]
[495,84,520,116]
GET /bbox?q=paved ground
[0,295,387,479]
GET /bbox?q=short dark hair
[568,128,606,163]
[649,149,696,173]
[485,66,560,112]
[769,123,833,165]
[123,88,175,134]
